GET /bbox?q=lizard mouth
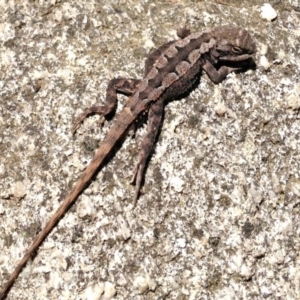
[219,53,254,62]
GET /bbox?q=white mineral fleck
[77,56,90,67]
[117,214,131,240]
[182,287,189,295]
[274,217,292,234]
[77,195,95,218]
[53,8,63,22]
[0,23,15,42]
[213,193,221,201]
[203,11,214,23]
[260,55,271,70]
[184,7,198,18]
[260,3,277,21]
[103,281,116,300]
[252,234,267,258]
[61,2,79,19]
[169,175,185,192]
[31,69,49,80]
[240,263,254,279]
[10,181,27,199]
[272,174,282,193]
[280,77,291,86]
[84,282,104,300]
[206,171,215,183]
[169,115,184,133]
[116,273,127,286]
[176,238,186,248]
[57,67,75,85]
[261,285,272,296]
[64,148,73,156]
[291,179,300,197]
[249,184,262,204]
[48,271,64,290]
[286,87,300,110]
[50,250,68,270]
[144,39,155,49]
[70,153,86,170]
[133,274,156,293]
[274,48,285,63]
[133,276,148,293]
[260,44,268,55]
[183,269,191,278]
[0,163,5,175]
[214,102,227,116]
[228,252,243,273]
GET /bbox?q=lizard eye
[232,46,242,54]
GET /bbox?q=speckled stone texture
[0,1,300,300]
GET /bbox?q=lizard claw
[132,186,144,209]
[72,111,89,135]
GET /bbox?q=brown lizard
[0,26,256,299]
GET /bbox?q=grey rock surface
[1,1,300,299]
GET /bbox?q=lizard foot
[72,105,111,134]
[130,161,145,208]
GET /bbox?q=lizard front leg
[131,97,165,206]
[203,60,244,84]
[72,77,141,133]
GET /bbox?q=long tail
[0,108,136,299]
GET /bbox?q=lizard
[0,25,256,299]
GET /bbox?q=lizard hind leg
[131,97,165,207]
[72,77,141,134]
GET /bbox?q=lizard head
[212,26,256,62]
